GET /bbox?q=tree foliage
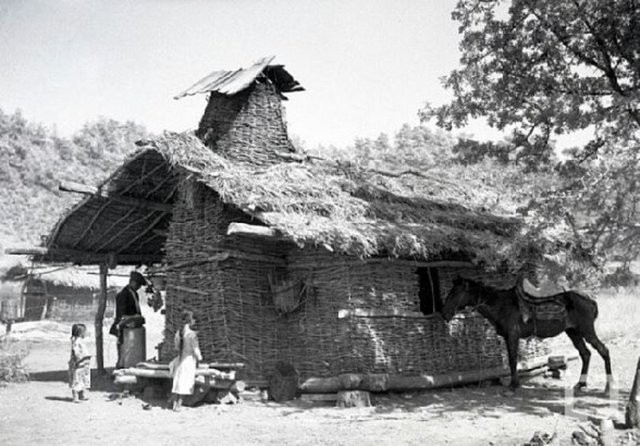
[423,0,640,282]
[311,124,456,171]
[0,109,150,254]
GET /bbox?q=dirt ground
[1,320,639,446]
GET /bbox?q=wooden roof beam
[59,181,173,213]
[5,247,162,265]
[226,222,278,238]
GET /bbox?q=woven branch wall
[161,182,549,380]
[197,80,295,166]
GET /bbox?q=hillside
[0,108,150,268]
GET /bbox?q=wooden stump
[336,390,371,408]
[268,361,298,402]
[625,357,640,428]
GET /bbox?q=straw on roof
[35,131,544,269]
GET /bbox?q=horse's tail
[566,290,599,319]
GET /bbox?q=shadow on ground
[271,377,631,423]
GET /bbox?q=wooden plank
[137,361,245,370]
[60,180,173,213]
[226,222,278,238]
[337,308,426,319]
[114,367,236,380]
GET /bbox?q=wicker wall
[197,80,295,166]
[161,181,549,380]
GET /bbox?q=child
[68,323,91,403]
[169,310,203,411]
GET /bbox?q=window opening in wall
[417,267,442,315]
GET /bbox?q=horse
[441,276,612,392]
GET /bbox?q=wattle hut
[0,265,120,323]
[21,57,552,382]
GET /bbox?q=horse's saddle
[516,279,567,323]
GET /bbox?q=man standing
[109,271,147,368]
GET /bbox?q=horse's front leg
[506,334,520,389]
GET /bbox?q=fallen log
[300,376,341,393]
[114,375,138,385]
[300,357,552,393]
[338,373,362,390]
[363,374,389,392]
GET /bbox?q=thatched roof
[34,132,542,270]
[1,264,128,289]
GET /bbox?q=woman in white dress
[169,310,203,411]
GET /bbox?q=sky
[0,0,502,148]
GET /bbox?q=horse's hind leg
[506,334,520,390]
[582,329,613,392]
[565,328,591,389]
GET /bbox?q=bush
[602,267,640,289]
[0,337,29,384]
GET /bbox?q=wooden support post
[95,263,108,373]
[626,356,640,428]
[336,390,371,408]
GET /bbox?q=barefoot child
[68,323,91,403]
[169,310,202,411]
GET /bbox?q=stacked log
[112,361,246,402]
[299,358,551,394]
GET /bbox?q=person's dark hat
[130,271,148,285]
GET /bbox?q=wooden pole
[95,263,108,373]
[626,356,640,428]
[59,180,173,213]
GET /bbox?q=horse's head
[441,276,478,322]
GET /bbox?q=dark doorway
[417,268,442,315]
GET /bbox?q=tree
[422,0,640,282]
[0,108,150,250]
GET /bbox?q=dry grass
[0,336,29,384]
[594,286,640,342]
